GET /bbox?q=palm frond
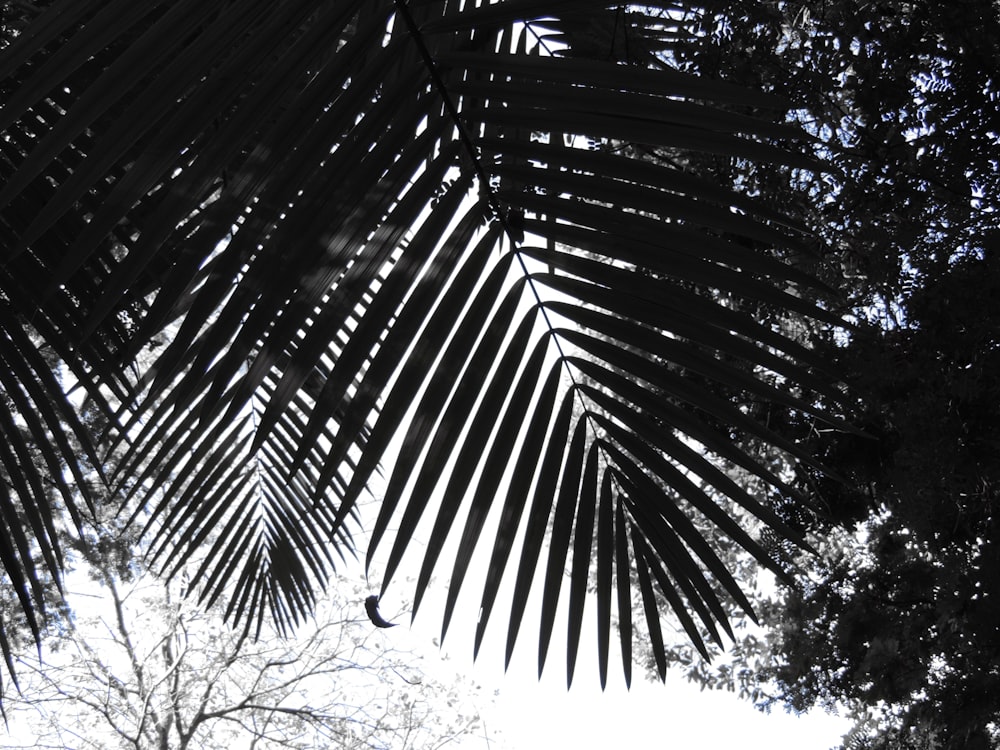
[0,1,850,685]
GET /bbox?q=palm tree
[0,1,851,688]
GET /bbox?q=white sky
[491,671,850,750]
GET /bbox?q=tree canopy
[622,2,1000,746]
[2,503,487,749]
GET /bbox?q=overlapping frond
[0,1,850,685]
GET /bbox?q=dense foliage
[751,251,997,750]
[636,2,1000,747]
[676,0,999,304]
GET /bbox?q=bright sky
[491,671,850,750]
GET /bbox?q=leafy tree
[757,251,1000,750]
[623,2,1000,747]
[2,506,488,750]
[0,0,854,688]
[672,0,999,306]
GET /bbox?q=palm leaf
[0,1,850,684]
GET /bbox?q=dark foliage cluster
[657,2,1000,747]
[677,0,1000,309]
[771,250,1000,749]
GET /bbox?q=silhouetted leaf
[0,1,851,686]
